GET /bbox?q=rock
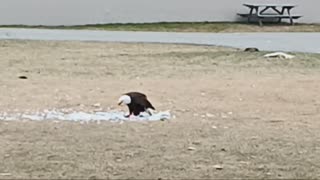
[18,75,28,79]
[115,157,122,162]
[206,113,215,118]
[93,108,103,112]
[244,47,259,52]
[257,165,265,170]
[0,173,11,176]
[93,103,101,107]
[213,165,223,170]
[187,146,196,151]
[4,154,10,158]
[221,114,228,118]
[78,104,85,108]
[211,125,218,129]
[192,141,201,145]
[239,161,250,165]
[179,109,189,112]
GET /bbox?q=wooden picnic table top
[243,3,297,8]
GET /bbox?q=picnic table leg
[258,18,263,26]
[286,8,294,25]
[256,7,265,26]
[247,7,253,23]
[276,7,286,23]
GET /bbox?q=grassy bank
[1,22,320,32]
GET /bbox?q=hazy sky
[0,0,318,25]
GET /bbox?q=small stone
[206,113,215,118]
[257,165,265,170]
[213,165,223,170]
[221,114,228,118]
[93,103,101,107]
[178,109,187,112]
[192,141,201,145]
[18,75,28,79]
[201,92,206,96]
[93,108,103,112]
[227,112,233,115]
[244,47,259,52]
[239,161,249,165]
[211,125,217,129]
[0,173,11,176]
[250,136,258,140]
[188,146,196,151]
[4,154,10,158]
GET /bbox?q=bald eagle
[118,92,155,118]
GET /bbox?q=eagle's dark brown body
[124,92,155,117]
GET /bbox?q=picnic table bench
[238,3,302,26]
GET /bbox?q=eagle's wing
[131,95,155,110]
[125,92,147,98]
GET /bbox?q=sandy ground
[0,40,320,179]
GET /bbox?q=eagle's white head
[118,95,131,106]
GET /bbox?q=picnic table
[238,3,302,26]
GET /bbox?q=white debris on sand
[264,52,295,59]
[0,110,172,122]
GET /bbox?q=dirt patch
[0,40,320,179]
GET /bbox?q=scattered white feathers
[264,52,295,59]
[0,110,171,122]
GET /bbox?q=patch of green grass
[1,22,320,32]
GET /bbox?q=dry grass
[0,40,320,179]
[1,22,320,32]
